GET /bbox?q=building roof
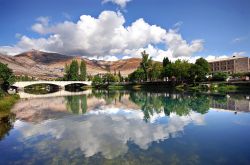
[208,56,247,63]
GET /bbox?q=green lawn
[0,94,20,112]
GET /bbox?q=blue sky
[0,0,249,61]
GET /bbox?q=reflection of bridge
[12,81,92,89]
[18,90,92,99]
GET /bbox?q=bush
[92,75,103,86]
[212,72,228,81]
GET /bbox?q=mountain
[0,50,143,79]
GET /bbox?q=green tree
[195,58,210,81]
[189,64,202,84]
[79,60,87,81]
[92,75,103,86]
[87,75,93,81]
[118,71,123,82]
[140,50,152,81]
[172,60,191,83]
[149,63,163,81]
[162,63,174,79]
[63,64,70,81]
[163,57,171,67]
[128,68,145,82]
[0,62,15,91]
[69,60,79,81]
[103,73,118,85]
[114,75,120,83]
[212,72,228,81]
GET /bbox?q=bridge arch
[12,81,92,90]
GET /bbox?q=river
[1,89,250,164]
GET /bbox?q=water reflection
[1,90,250,164]
[24,84,59,95]
[129,92,210,121]
[65,95,87,114]
[210,95,250,112]
[10,91,250,123]
[0,113,15,140]
[15,110,204,160]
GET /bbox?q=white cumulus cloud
[0,11,204,61]
[102,0,132,8]
[31,16,50,34]
[206,51,247,62]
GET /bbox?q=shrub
[212,72,228,81]
[92,75,103,86]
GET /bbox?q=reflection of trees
[66,96,79,114]
[65,95,87,114]
[210,95,227,104]
[81,95,87,114]
[189,95,210,114]
[90,90,126,105]
[87,90,247,121]
[130,92,164,122]
[163,98,191,116]
[129,92,210,121]
[89,90,211,121]
[0,113,15,140]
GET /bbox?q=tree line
[91,50,232,86]
[128,50,211,84]
[92,71,125,86]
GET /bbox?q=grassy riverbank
[0,94,20,112]
[176,82,250,94]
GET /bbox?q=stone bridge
[12,81,92,89]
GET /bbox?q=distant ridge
[0,50,144,79]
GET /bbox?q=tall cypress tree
[140,50,152,81]
[69,60,79,81]
[79,60,87,81]
[63,64,70,80]
[163,57,171,67]
[118,70,122,82]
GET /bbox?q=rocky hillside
[0,50,142,79]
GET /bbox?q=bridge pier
[60,86,65,90]
[18,87,24,92]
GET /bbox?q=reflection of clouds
[233,120,250,126]
[11,94,140,123]
[15,108,205,159]
[11,97,69,122]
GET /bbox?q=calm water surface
[1,90,250,165]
